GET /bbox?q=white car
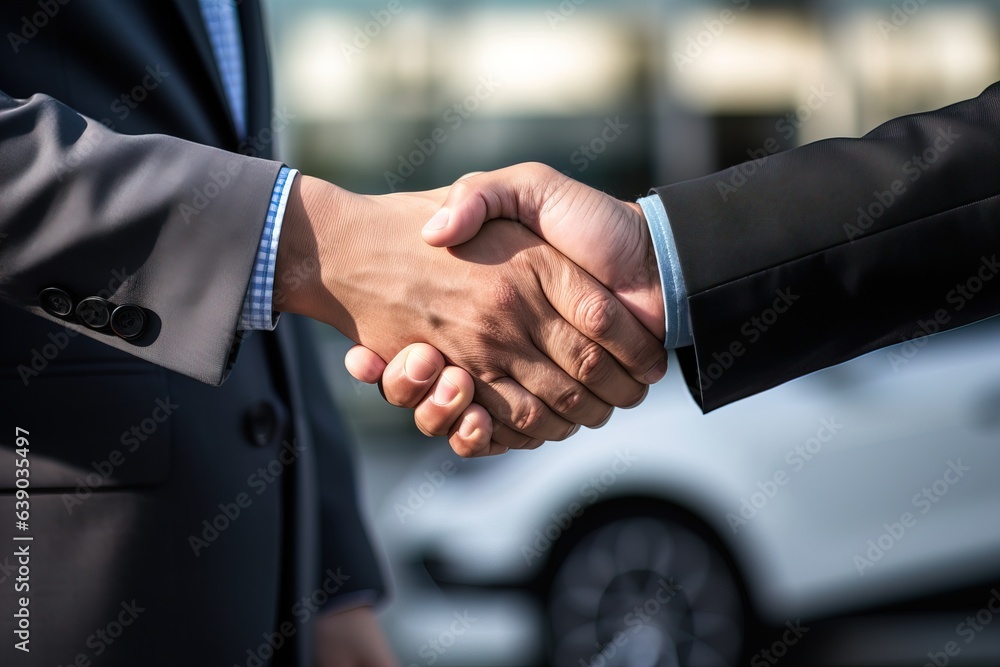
[373,315,1000,667]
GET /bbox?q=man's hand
[424,163,665,337]
[314,606,398,667]
[346,164,667,454]
[276,174,666,456]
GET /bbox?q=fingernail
[424,208,450,232]
[431,375,460,405]
[644,358,668,384]
[404,350,438,382]
[459,416,477,438]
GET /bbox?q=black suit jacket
[657,83,1000,411]
[0,1,384,665]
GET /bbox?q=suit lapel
[239,0,274,157]
[170,0,240,144]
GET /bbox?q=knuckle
[578,292,618,340]
[526,161,554,180]
[511,400,546,435]
[552,384,587,416]
[576,341,613,385]
[452,172,480,194]
[488,280,520,313]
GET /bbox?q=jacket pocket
[0,362,171,492]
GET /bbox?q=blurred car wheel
[547,511,748,667]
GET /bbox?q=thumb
[421,188,497,248]
[421,171,494,247]
[421,205,485,248]
[421,163,555,247]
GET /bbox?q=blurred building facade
[263,0,1000,201]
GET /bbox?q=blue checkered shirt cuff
[239,167,298,331]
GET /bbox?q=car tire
[545,509,750,667]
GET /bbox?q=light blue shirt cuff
[239,167,298,331]
[638,194,693,349]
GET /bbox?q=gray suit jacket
[0,1,385,664]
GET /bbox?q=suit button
[76,297,111,329]
[244,401,278,447]
[39,287,73,317]
[110,304,146,340]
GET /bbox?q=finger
[491,421,545,450]
[421,162,558,247]
[344,345,388,384]
[473,376,576,442]
[460,438,512,458]
[447,404,496,458]
[505,338,616,425]
[380,343,446,409]
[414,366,475,437]
[444,361,569,443]
[538,251,668,386]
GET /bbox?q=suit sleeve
[655,82,1000,411]
[0,90,284,385]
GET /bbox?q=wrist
[623,199,666,340]
[632,200,664,317]
[275,174,362,328]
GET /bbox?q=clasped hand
[276,163,667,457]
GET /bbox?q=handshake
[276,162,669,458]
